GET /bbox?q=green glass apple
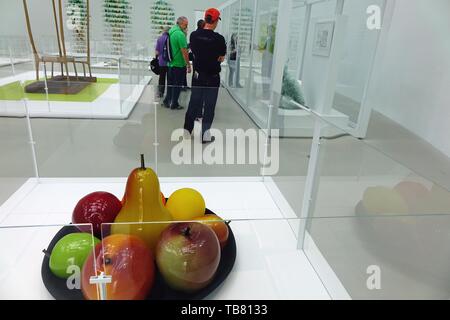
[49,233,101,279]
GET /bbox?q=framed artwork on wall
[312,20,335,57]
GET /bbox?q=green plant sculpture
[103,0,132,56]
[67,0,88,53]
[150,0,175,45]
[281,66,305,109]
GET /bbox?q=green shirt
[168,25,188,68]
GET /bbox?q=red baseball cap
[205,8,221,22]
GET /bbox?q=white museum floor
[0,177,346,300]
[0,71,151,119]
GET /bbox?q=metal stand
[297,118,324,249]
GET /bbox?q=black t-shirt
[190,29,227,75]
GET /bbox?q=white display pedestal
[0,177,349,300]
[0,71,151,119]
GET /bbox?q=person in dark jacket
[183,8,226,144]
[189,19,206,120]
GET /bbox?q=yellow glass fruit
[166,188,206,221]
[362,186,408,215]
[111,155,173,252]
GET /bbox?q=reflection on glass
[332,0,385,127]
[0,224,97,300]
[246,0,278,127]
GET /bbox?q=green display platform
[0,78,118,102]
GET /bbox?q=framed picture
[312,20,335,57]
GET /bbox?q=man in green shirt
[163,16,191,110]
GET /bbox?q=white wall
[367,0,450,157]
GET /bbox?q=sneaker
[171,105,184,110]
[162,101,170,108]
[202,136,216,144]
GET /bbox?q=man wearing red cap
[183,8,226,144]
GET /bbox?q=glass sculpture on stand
[22,0,96,94]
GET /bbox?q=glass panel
[221,6,232,87]
[0,42,35,209]
[100,218,328,300]
[303,214,450,299]
[98,209,450,300]
[300,0,338,114]
[119,44,152,117]
[0,223,97,300]
[23,62,153,177]
[1,1,449,301]
[332,0,385,126]
[226,0,244,105]
[154,85,266,177]
[290,106,450,299]
[234,0,255,106]
[276,0,309,137]
[285,1,307,76]
[228,0,279,131]
[23,83,267,178]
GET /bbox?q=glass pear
[111,155,172,252]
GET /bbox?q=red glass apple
[72,192,122,237]
[156,222,221,292]
[81,234,155,300]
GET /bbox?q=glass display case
[0,0,449,301]
[0,39,151,120]
[219,0,390,139]
[1,78,450,299]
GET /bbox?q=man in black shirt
[184,8,226,144]
[189,19,205,115]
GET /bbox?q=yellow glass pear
[111,155,173,252]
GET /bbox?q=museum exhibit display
[0,82,449,300]
[0,0,151,119]
[23,0,96,94]
[219,0,389,139]
[0,0,449,301]
[66,0,89,54]
[103,0,132,57]
[150,0,175,48]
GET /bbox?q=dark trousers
[184,72,220,139]
[163,67,185,108]
[183,67,188,88]
[191,68,203,118]
[158,66,168,96]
